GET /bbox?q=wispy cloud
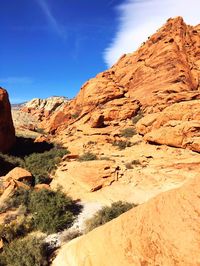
[0,77,33,84]
[35,0,66,38]
[104,0,200,67]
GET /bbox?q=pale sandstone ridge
[41,17,200,133]
[21,96,69,121]
[53,177,200,266]
[0,87,15,152]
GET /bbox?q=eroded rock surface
[136,100,200,152]
[41,17,200,133]
[53,176,200,266]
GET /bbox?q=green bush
[24,147,69,184]
[0,215,33,243]
[78,152,97,161]
[28,189,80,234]
[0,236,49,266]
[5,188,82,234]
[131,110,144,124]
[112,140,132,150]
[120,128,137,138]
[85,201,136,232]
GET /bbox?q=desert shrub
[7,187,30,210]
[125,160,141,169]
[78,152,97,161]
[0,215,33,243]
[28,189,82,234]
[60,229,82,243]
[0,236,49,266]
[4,188,82,234]
[120,127,137,138]
[24,147,69,184]
[0,153,25,176]
[71,113,79,119]
[85,201,136,232]
[35,128,45,134]
[131,110,144,124]
[112,140,132,150]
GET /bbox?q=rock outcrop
[42,17,200,133]
[53,176,200,266]
[0,87,15,152]
[136,100,200,152]
[0,167,32,208]
[21,96,69,121]
[51,160,122,193]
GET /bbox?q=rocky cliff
[0,88,15,152]
[43,17,200,134]
[53,176,200,266]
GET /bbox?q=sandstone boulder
[3,167,33,184]
[51,160,122,192]
[53,176,200,266]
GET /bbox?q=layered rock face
[0,88,15,152]
[45,17,200,133]
[136,100,200,152]
[53,176,200,266]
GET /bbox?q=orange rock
[90,114,105,128]
[34,183,50,190]
[53,176,200,266]
[41,17,200,134]
[4,167,33,184]
[136,100,200,152]
[0,87,15,152]
[51,160,122,192]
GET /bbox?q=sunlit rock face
[43,17,200,133]
[53,176,200,266]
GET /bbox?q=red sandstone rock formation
[43,17,200,133]
[136,100,200,152]
[53,176,200,266]
[0,87,15,152]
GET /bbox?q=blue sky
[1,0,200,103]
[1,0,121,103]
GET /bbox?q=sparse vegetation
[28,189,81,233]
[78,152,97,161]
[131,110,144,124]
[0,215,33,243]
[71,113,79,119]
[5,188,82,234]
[85,201,136,232]
[112,140,132,150]
[35,127,46,134]
[0,142,69,184]
[125,160,141,169]
[24,147,69,184]
[120,127,137,138]
[0,236,49,266]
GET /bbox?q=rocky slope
[0,87,15,152]
[53,176,200,266]
[40,16,200,134]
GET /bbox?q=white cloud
[104,0,200,67]
[35,0,66,38]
